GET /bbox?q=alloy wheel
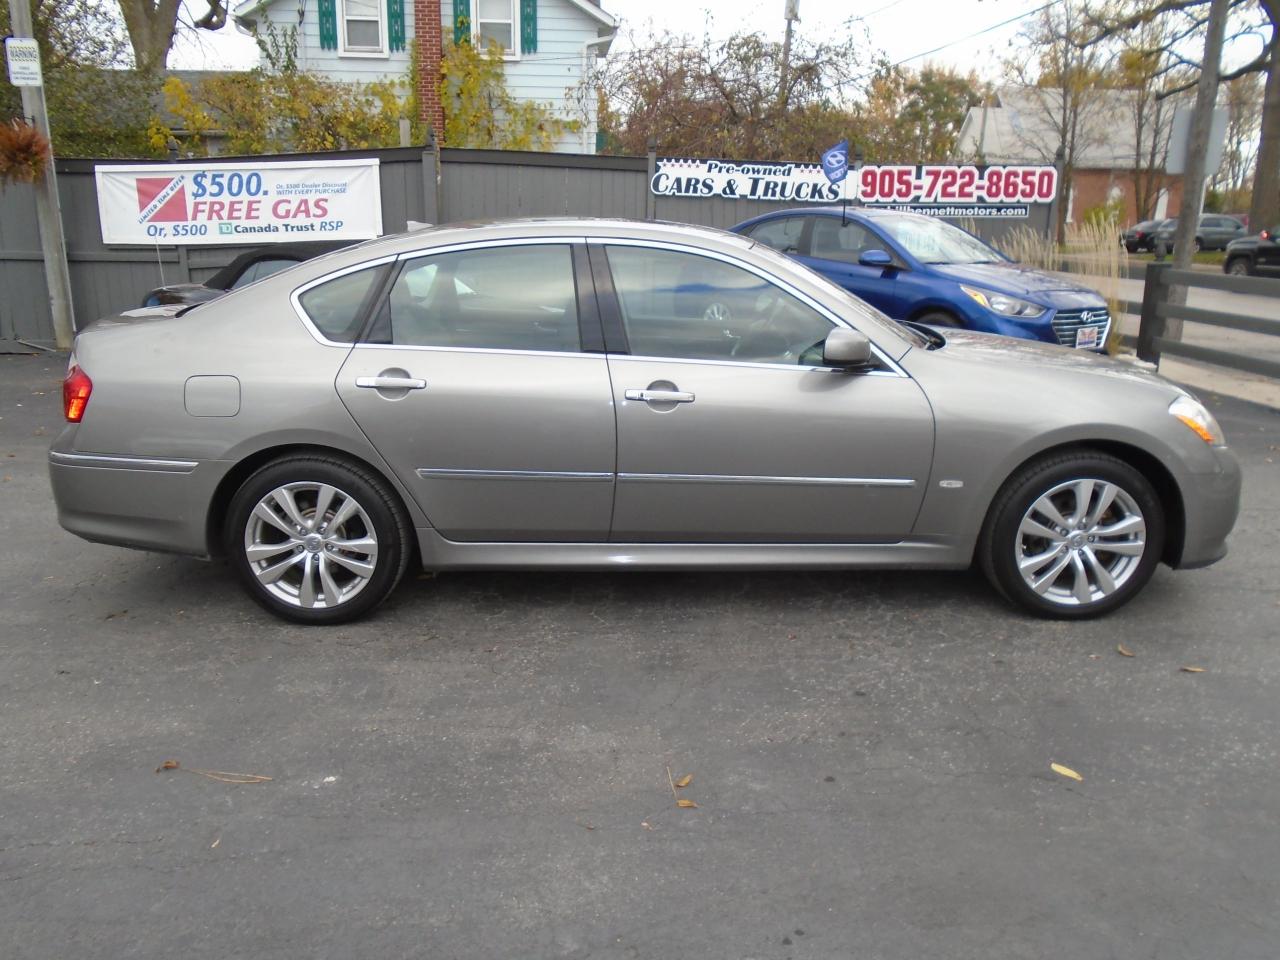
[243,481,379,609]
[1014,478,1147,607]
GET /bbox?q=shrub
[0,119,50,186]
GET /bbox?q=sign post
[4,3,75,349]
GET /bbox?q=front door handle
[625,389,695,403]
[355,375,427,390]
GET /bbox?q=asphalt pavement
[2,353,1279,960]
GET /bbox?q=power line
[848,0,912,24]
[890,0,1054,66]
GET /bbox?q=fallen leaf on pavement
[676,798,698,808]
[1117,643,1135,657]
[674,774,693,788]
[1180,666,1205,673]
[1051,763,1083,782]
[156,759,180,772]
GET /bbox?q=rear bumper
[1175,446,1242,569]
[48,435,224,557]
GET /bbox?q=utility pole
[779,0,799,107]
[1168,0,1229,338]
[5,0,75,350]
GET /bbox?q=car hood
[927,262,1108,308]
[931,328,1181,393]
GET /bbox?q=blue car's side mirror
[859,249,894,268]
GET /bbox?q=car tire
[225,455,413,625]
[1226,257,1253,277]
[915,310,963,328]
[978,451,1165,619]
[1194,237,1204,253]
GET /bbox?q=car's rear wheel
[979,452,1164,618]
[1226,257,1253,276]
[225,456,412,624]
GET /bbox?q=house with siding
[232,0,617,153]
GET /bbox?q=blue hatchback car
[731,208,1112,350]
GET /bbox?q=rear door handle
[625,389,695,403]
[355,376,427,390]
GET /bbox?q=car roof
[316,217,759,261]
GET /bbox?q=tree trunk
[1249,33,1280,231]
[117,0,183,73]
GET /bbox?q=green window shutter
[387,0,405,51]
[454,0,470,44]
[318,0,338,50]
[520,0,537,53]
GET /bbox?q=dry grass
[1000,220,1128,355]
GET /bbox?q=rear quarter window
[297,266,382,343]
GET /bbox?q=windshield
[873,215,1005,265]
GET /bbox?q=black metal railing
[1134,262,1280,379]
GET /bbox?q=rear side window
[809,218,878,264]
[297,266,381,343]
[383,244,580,352]
[747,217,805,254]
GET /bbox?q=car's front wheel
[979,452,1165,618]
[225,456,413,624]
[1226,257,1253,276]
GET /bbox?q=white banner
[652,157,841,203]
[94,158,383,245]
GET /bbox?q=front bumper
[1176,446,1242,569]
[48,430,225,557]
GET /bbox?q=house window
[342,0,385,53]
[474,0,518,56]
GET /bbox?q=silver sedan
[49,219,1241,624]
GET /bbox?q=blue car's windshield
[874,215,1005,265]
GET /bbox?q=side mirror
[858,249,894,269]
[823,328,873,369]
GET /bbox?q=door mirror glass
[858,249,894,268]
[822,328,873,368]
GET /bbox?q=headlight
[1169,394,1225,446]
[959,285,1046,318]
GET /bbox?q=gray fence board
[2,145,1053,347]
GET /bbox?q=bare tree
[115,0,225,73]
[1005,0,1113,241]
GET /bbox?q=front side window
[605,245,834,366]
[384,244,579,352]
[298,266,382,343]
[809,218,879,264]
[342,0,384,52]
[474,0,516,54]
[747,217,805,254]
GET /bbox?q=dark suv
[1223,225,1280,277]
[1152,215,1247,252]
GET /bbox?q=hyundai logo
[1080,310,1098,322]
[823,151,847,170]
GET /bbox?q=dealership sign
[652,157,1058,217]
[95,158,383,245]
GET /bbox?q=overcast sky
[172,0,1269,81]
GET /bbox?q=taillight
[1262,230,1272,240]
[63,364,92,422]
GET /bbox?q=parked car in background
[1151,215,1247,253]
[733,208,1112,351]
[1222,225,1280,276]
[140,242,349,307]
[1121,219,1163,253]
[50,218,1239,625]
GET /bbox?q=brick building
[956,86,1187,227]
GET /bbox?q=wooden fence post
[1136,261,1171,366]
